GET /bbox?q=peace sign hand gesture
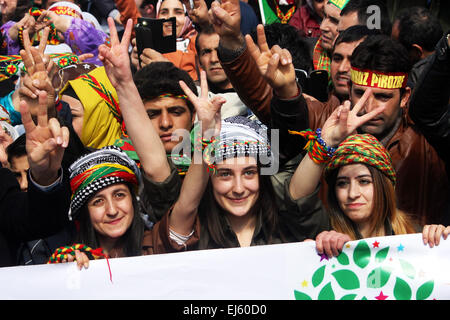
[179,70,226,137]
[98,18,134,88]
[321,89,385,147]
[20,91,69,186]
[246,24,298,99]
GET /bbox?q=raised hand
[179,70,225,136]
[246,24,297,99]
[189,0,209,28]
[20,91,69,186]
[19,27,56,119]
[321,89,385,147]
[98,17,134,88]
[209,0,242,48]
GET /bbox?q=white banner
[1,233,450,300]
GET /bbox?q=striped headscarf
[68,146,142,220]
[324,134,396,186]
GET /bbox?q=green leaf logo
[416,281,434,300]
[318,282,335,300]
[375,247,389,263]
[393,277,412,300]
[340,294,358,300]
[294,290,312,300]
[353,241,371,269]
[332,270,360,290]
[336,252,350,266]
[367,266,392,288]
[312,265,326,288]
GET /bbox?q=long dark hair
[197,169,282,248]
[74,183,144,257]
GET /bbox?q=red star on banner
[375,291,388,300]
[372,241,380,248]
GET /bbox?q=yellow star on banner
[301,280,308,288]
[345,244,351,248]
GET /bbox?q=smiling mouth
[107,217,123,225]
[227,196,248,204]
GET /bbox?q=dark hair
[333,24,381,50]
[340,0,392,35]
[133,62,197,114]
[397,6,443,53]
[6,133,26,165]
[198,170,282,248]
[194,24,216,55]
[75,184,144,257]
[250,23,313,73]
[351,34,412,74]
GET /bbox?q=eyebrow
[336,174,372,179]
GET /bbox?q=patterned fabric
[313,37,331,77]
[202,116,273,171]
[288,128,335,164]
[324,134,396,186]
[68,146,142,220]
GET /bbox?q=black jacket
[0,168,71,267]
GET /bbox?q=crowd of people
[0,0,448,275]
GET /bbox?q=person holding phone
[131,0,199,81]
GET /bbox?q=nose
[320,18,330,32]
[338,58,350,73]
[210,50,219,63]
[348,181,361,200]
[232,176,245,196]
[105,198,119,217]
[159,110,172,130]
[19,176,28,192]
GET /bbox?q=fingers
[423,224,446,248]
[38,27,50,55]
[245,34,261,62]
[36,91,48,128]
[48,117,67,148]
[255,24,269,53]
[265,51,280,83]
[74,250,90,270]
[19,100,36,134]
[179,80,198,105]
[351,88,373,115]
[199,70,209,100]
[107,17,119,47]
[78,53,94,62]
[121,18,134,49]
[315,231,349,257]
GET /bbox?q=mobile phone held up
[135,17,177,66]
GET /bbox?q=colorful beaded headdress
[324,134,396,186]
[68,146,142,220]
[203,116,273,169]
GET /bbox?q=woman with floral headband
[288,90,450,258]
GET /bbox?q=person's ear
[400,87,411,110]
[410,44,423,62]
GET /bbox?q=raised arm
[169,70,225,236]
[288,89,383,200]
[98,18,170,183]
